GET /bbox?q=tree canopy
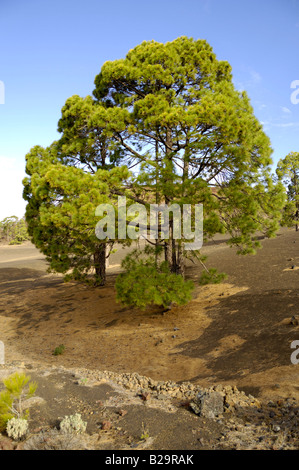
[23,36,285,306]
[92,37,285,263]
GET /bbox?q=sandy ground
[0,228,299,404]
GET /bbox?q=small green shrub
[115,247,194,310]
[53,344,66,356]
[140,422,150,441]
[199,268,227,286]
[0,372,37,432]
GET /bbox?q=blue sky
[0,0,298,220]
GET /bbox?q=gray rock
[190,391,224,419]
[22,396,46,409]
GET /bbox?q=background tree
[0,216,29,245]
[276,152,299,231]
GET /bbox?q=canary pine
[24,37,285,307]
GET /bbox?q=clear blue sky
[0,0,298,219]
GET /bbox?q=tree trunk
[164,126,173,269]
[155,137,160,268]
[167,137,191,277]
[162,128,188,276]
[94,244,106,286]
[175,242,185,277]
[164,239,173,267]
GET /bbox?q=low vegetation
[0,372,37,433]
[52,344,66,356]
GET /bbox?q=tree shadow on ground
[0,267,62,293]
[173,288,299,383]
[0,268,79,326]
[0,267,131,333]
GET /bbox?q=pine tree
[24,36,285,305]
[276,152,299,231]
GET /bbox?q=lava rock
[190,391,224,419]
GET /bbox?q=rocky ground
[1,228,299,451]
[0,362,299,450]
